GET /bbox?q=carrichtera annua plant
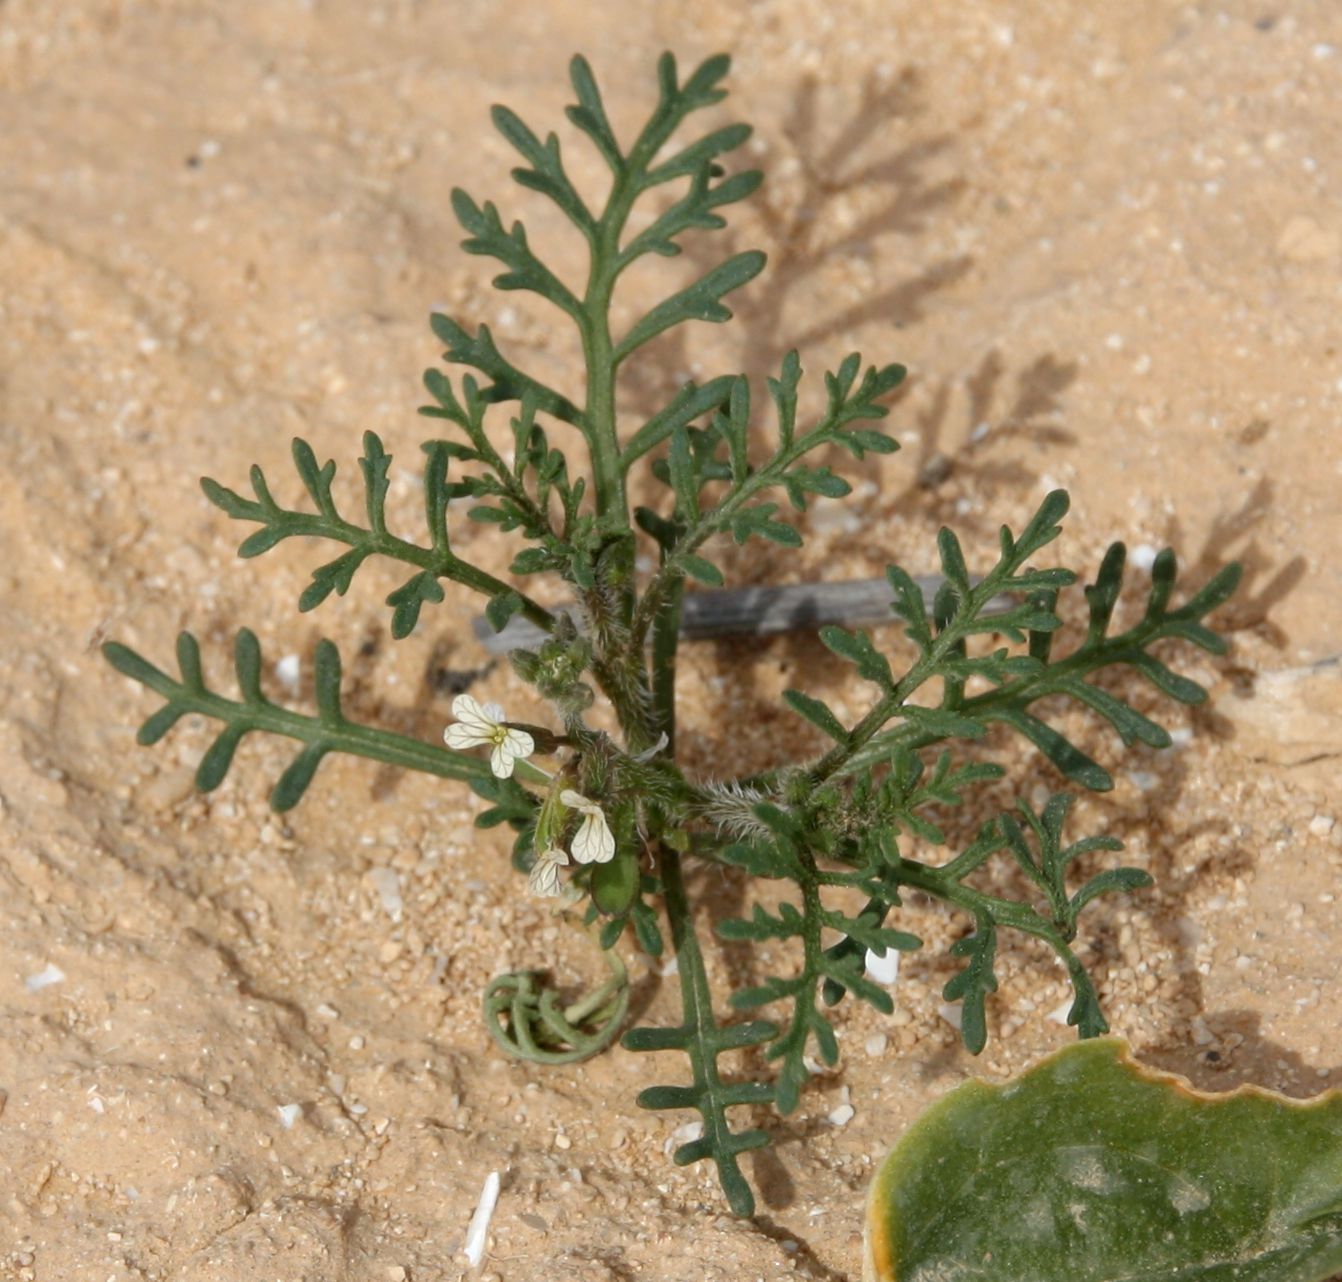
[104,53,1240,1215]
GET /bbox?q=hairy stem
[650,576,684,752]
[630,417,857,652]
[580,274,627,525]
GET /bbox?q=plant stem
[564,943,629,1024]
[580,274,627,525]
[650,576,684,753]
[894,857,1073,955]
[247,509,557,636]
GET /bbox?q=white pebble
[277,1103,302,1129]
[937,1002,964,1031]
[367,867,403,920]
[1047,998,1074,1026]
[275,654,301,693]
[864,1033,888,1057]
[1308,814,1335,838]
[463,1170,501,1269]
[809,500,861,535]
[25,963,65,992]
[865,946,900,986]
[1130,543,1159,572]
[665,1119,703,1156]
[827,1103,856,1126]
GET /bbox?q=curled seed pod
[482,948,628,1066]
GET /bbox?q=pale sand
[2,3,1340,1278]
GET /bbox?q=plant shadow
[622,63,970,420]
[1142,1009,1342,1099]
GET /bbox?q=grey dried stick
[473,573,1011,653]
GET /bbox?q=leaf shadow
[1162,476,1307,654]
[884,346,1079,535]
[619,65,979,588]
[623,64,970,417]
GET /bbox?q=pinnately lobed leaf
[864,1039,1342,1282]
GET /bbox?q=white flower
[444,694,534,779]
[560,789,615,864]
[528,847,569,898]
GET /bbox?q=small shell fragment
[277,1103,302,1129]
[865,946,901,986]
[463,1170,501,1269]
[25,963,65,992]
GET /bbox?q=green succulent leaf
[429,312,584,426]
[865,1039,1342,1282]
[819,625,895,690]
[200,431,554,644]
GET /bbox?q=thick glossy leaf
[865,1038,1342,1282]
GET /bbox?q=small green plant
[104,52,1239,1216]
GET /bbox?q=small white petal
[463,1170,501,1269]
[528,859,560,897]
[445,723,490,750]
[502,727,534,759]
[489,740,517,778]
[571,809,615,864]
[560,788,592,813]
[450,693,494,730]
[865,946,900,986]
[528,848,569,897]
[481,702,506,725]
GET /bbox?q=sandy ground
[2,1,1341,1279]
